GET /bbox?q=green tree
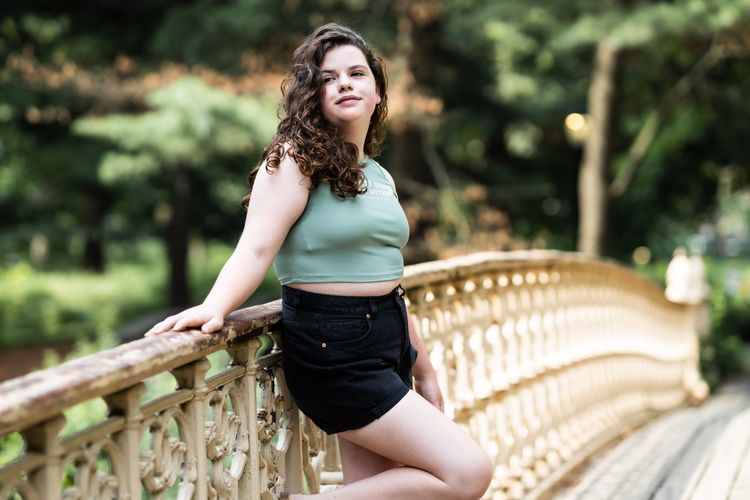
[431,0,750,257]
[561,0,750,255]
[73,77,277,305]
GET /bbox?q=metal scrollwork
[61,439,121,500]
[256,366,293,498]
[0,479,41,500]
[301,414,328,492]
[205,383,248,500]
[140,407,196,499]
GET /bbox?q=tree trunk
[577,41,618,255]
[168,165,191,307]
[388,2,433,193]
[390,124,432,190]
[82,191,107,272]
[83,235,104,272]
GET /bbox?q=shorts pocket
[281,317,324,354]
[324,317,372,345]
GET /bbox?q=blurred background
[1,0,749,385]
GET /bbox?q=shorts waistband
[281,285,405,314]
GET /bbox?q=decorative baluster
[527,273,544,376]
[319,434,341,489]
[531,379,551,478]
[544,375,565,465]
[229,337,263,497]
[22,415,66,500]
[515,275,533,381]
[477,281,492,396]
[171,358,211,499]
[275,364,305,494]
[257,365,288,497]
[486,401,507,494]
[521,386,540,488]
[105,383,146,499]
[503,279,521,385]
[503,392,525,500]
[485,276,507,392]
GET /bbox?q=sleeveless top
[273,157,409,284]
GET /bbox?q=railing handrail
[0,301,281,434]
[403,250,674,305]
[0,250,678,435]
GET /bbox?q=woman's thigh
[338,391,490,484]
[338,437,401,484]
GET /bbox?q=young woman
[146,23,492,500]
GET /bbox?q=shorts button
[365,313,371,319]
[321,342,327,348]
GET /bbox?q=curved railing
[0,251,707,499]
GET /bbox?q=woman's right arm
[145,153,310,336]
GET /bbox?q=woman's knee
[444,446,493,499]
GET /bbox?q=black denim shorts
[281,285,418,435]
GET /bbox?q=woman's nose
[338,75,353,91]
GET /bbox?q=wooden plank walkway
[553,374,750,500]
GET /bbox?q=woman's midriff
[286,279,401,297]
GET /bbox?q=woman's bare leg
[291,391,492,500]
[338,437,401,484]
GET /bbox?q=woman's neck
[339,123,368,159]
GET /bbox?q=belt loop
[369,299,379,317]
[397,284,406,298]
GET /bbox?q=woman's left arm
[407,312,445,412]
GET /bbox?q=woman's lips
[336,95,360,104]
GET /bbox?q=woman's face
[319,44,381,130]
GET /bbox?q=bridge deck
[553,374,750,500]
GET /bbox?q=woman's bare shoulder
[257,143,311,188]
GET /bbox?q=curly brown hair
[245,23,389,203]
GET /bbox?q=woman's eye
[322,75,335,83]
[352,71,365,77]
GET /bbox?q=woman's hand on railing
[144,304,225,337]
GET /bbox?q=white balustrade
[0,251,707,499]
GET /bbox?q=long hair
[245,23,389,203]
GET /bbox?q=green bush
[187,239,280,305]
[700,289,747,389]
[0,432,23,467]
[0,239,279,349]
[0,261,163,347]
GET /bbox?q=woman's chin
[326,114,372,129]
[326,105,375,122]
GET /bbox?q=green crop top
[273,157,409,284]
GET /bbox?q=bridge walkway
[553,371,750,500]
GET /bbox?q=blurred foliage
[0,260,160,347]
[0,431,23,468]
[701,287,748,389]
[0,240,279,348]
[1,0,750,350]
[73,77,277,172]
[2,0,748,267]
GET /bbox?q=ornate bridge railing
[0,251,708,499]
